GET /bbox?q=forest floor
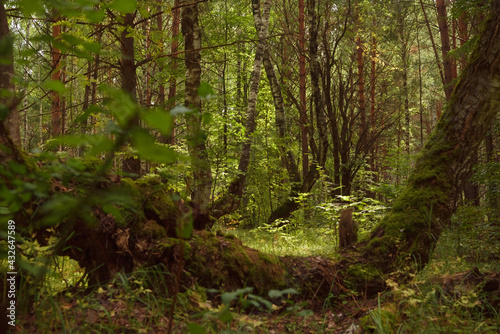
[14,222,500,333]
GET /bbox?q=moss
[258,252,281,265]
[121,176,177,235]
[347,263,382,283]
[140,220,167,239]
[186,231,286,294]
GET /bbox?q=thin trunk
[121,12,141,175]
[22,22,30,150]
[436,0,454,100]
[51,14,62,139]
[308,0,327,166]
[484,128,499,223]
[417,11,424,148]
[0,1,20,147]
[182,0,213,211]
[458,12,468,70]
[298,0,308,178]
[156,0,165,106]
[356,34,366,145]
[211,0,271,218]
[166,0,180,145]
[263,51,300,183]
[419,0,445,89]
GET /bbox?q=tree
[359,1,500,277]
[182,0,213,212]
[211,0,271,217]
[120,12,141,175]
[0,0,20,146]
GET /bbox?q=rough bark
[339,208,357,248]
[298,0,308,178]
[262,51,300,184]
[164,0,180,145]
[120,13,141,176]
[361,2,500,276]
[210,0,271,218]
[436,0,455,100]
[182,1,213,212]
[308,0,327,166]
[51,14,62,138]
[0,1,20,146]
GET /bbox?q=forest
[0,0,499,332]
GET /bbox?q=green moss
[140,220,167,238]
[186,231,286,294]
[258,252,280,265]
[347,263,382,283]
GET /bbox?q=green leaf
[0,103,9,121]
[83,42,102,54]
[296,309,314,317]
[170,105,191,116]
[221,287,253,305]
[217,306,233,324]
[130,128,176,163]
[19,0,44,15]
[187,323,207,334]
[102,204,122,221]
[198,82,215,99]
[61,34,85,46]
[43,80,67,93]
[177,218,193,240]
[268,288,298,299]
[0,35,13,58]
[84,9,106,23]
[109,0,137,13]
[142,109,173,136]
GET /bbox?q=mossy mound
[185,231,287,294]
[121,175,177,236]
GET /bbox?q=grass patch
[224,227,338,257]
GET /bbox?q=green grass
[223,226,339,257]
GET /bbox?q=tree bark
[361,2,500,276]
[262,51,300,184]
[0,1,20,147]
[51,14,62,139]
[164,0,180,145]
[298,0,308,178]
[182,0,213,212]
[210,0,271,218]
[436,0,455,100]
[308,0,327,166]
[120,12,141,176]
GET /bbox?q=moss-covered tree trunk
[358,1,500,277]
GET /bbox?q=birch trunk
[211,0,271,218]
[182,0,213,211]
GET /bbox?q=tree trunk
[51,14,62,139]
[308,0,327,166]
[210,0,271,218]
[361,2,500,276]
[120,12,141,176]
[262,51,300,184]
[0,1,20,147]
[182,0,213,212]
[339,208,357,248]
[436,0,455,100]
[419,0,445,89]
[164,0,180,145]
[298,0,308,178]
